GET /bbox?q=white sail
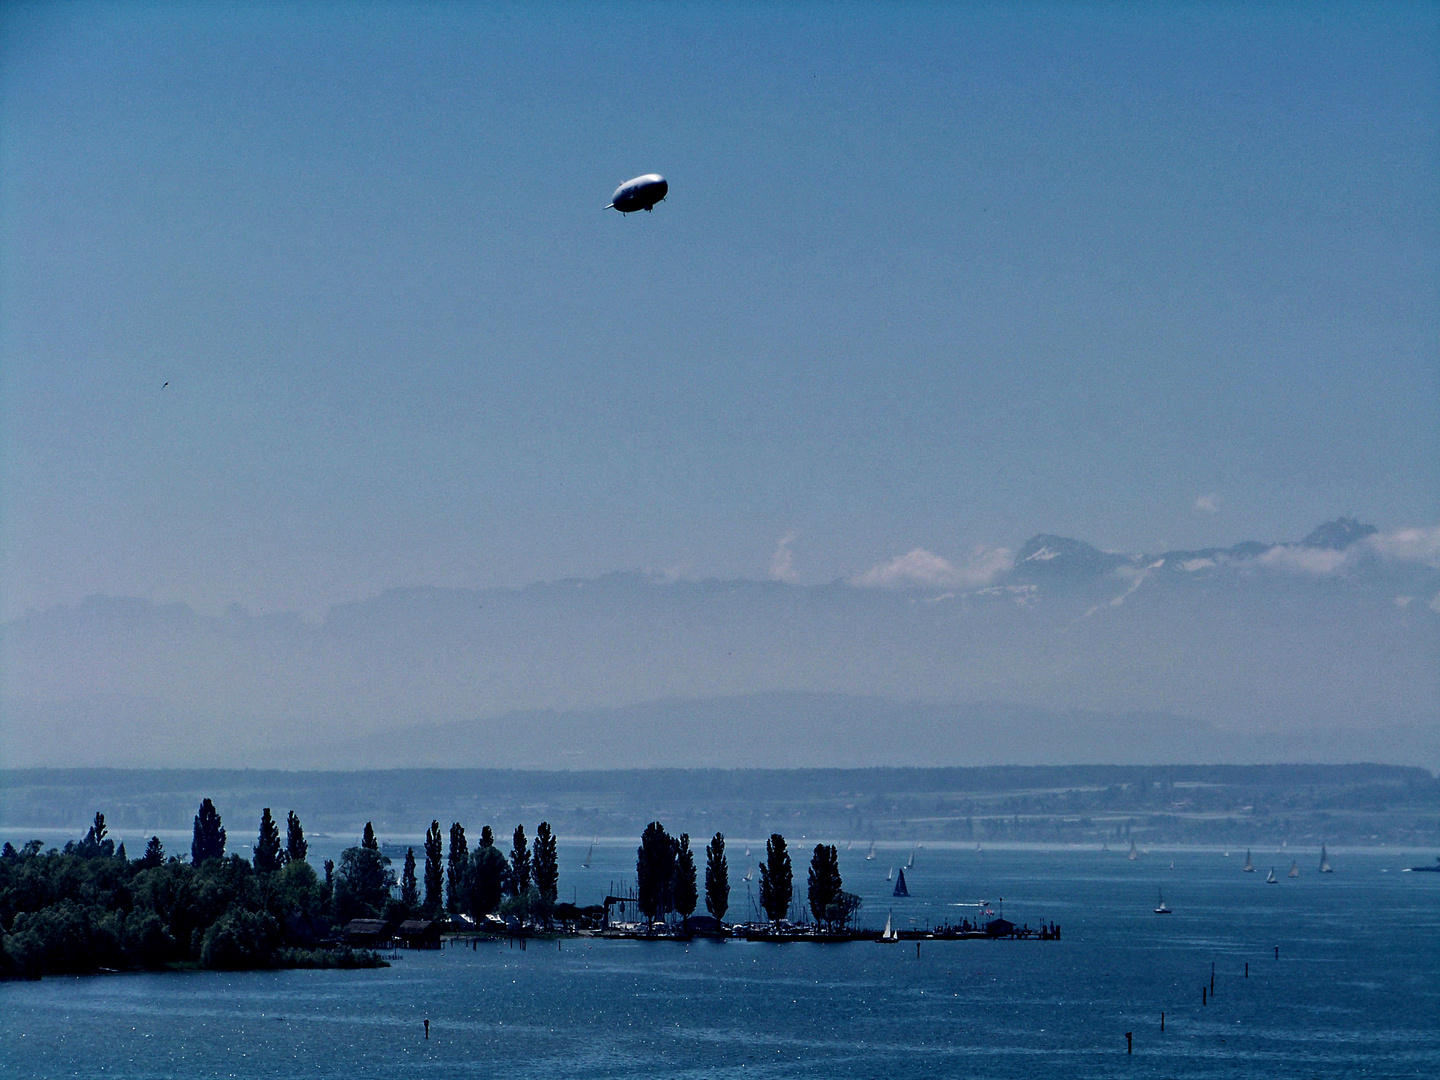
[866,841,875,861]
[1243,849,1255,872]
[1266,868,1278,883]
[906,848,915,869]
[582,840,594,868]
[1128,840,1138,861]
[1320,845,1332,873]
[886,866,894,881]
[1154,888,1170,914]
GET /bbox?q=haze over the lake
[2,2,1436,768]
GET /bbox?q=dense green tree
[467,830,507,916]
[135,835,166,869]
[705,833,729,924]
[807,844,843,928]
[115,842,126,861]
[361,822,379,850]
[191,799,226,865]
[333,845,393,921]
[78,813,114,858]
[533,822,559,905]
[400,847,420,910]
[674,833,698,919]
[759,833,793,924]
[636,821,677,925]
[285,811,308,863]
[508,825,531,897]
[254,808,284,873]
[323,859,335,890]
[423,821,444,913]
[0,813,386,978]
[446,822,468,913]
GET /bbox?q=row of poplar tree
[187,799,564,925]
[199,803,861,929]
[634,824,861,930]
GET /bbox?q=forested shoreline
[0,796,875,978]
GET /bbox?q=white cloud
[1253,545,1351,575]
[1195,494,1221,513]
[1180,557,1215,572]
[1366,525,1440,569]
[852,545,1014,589]
[1395,595,1414,608]
[769,530,800,584]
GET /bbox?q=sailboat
[744,847,751,857]
[743,866,754,882]
[880,912,899,942]
[581,840,595,869]
[893,868,909,898]
[866,841,876,861]
[886,866,894,881]
[1128,840,1139,861]
[1169,861,1175,870]
[1243,849,1255,872]
[1154,888,1171,914]
[1266,868,1278,884]
[1287,860,1299,878]
[906,847,915,870]
[1319,845,1333,873]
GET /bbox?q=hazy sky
[3,1,1436,619]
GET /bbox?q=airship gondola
[607,173,667,214]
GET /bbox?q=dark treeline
[0,798,569,979]
[633,823,861,931]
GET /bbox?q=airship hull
[609,174,668,213]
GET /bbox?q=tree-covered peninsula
[0,808,381,979]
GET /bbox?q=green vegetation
[423,820,444,914]
[446,822,467,913]
[636,821,677,926]
[673,833,697,920]
[0,804,384,979]
[759,833,792,924]
[704,832,728,924]
[190,798,225,864]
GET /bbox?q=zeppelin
[607,173,668,213]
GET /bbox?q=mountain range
[3,518,1436,769]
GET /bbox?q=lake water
[3,842,1437,1078]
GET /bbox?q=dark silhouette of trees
[191,799,226,865]
[508,825,531,897]
[137,836,165,869]
[285,811,307,863]
[253,808,283,873]
[446,823,468,913]
[533,822,558,906]
[636,821,677,926]
[400,847,420,911]
[423,821,444,913]
[467,825,506,917]
[333,844,393,922]
[759,833,793,924]
[77,813,114,858]
[361,822,379,850]
[807,844,843,928]
[674,833,698,919]
[0,811,383,978]
[705,833,729,924]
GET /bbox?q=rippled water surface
[3,844,1437,1078]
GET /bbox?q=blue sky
[3,1,1436,618]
